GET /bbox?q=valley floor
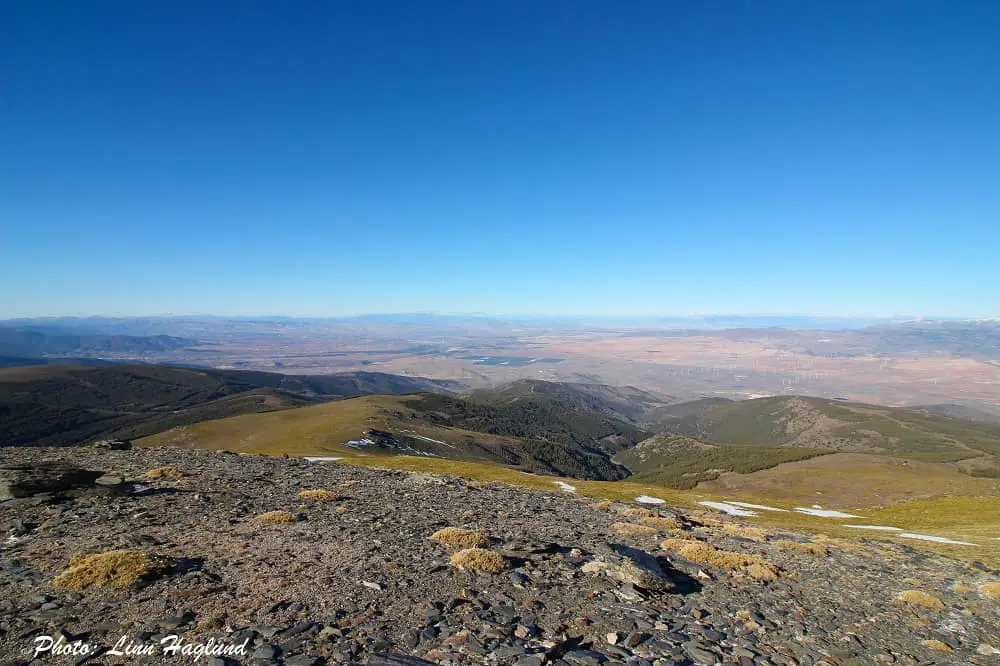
[1,447,999,665]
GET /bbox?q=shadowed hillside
[0,364,461,446]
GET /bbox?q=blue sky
[2,1,998,318]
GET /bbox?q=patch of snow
[344,438,375,449]
[698,501,758,517]
[553,481,577,492]
[635,495,665,505]
[304,456,344,462]
[898,533,976,546]
[411,434,456,449]
[812,504,823,509]
[795,508,860,518]
[727,501,789,512]
[842,525,902,532]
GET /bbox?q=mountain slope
[139,393,630,480]
[614,434,830,489]
[0,364,461,446]
[669,395,1000,461]
[467,379,673,422]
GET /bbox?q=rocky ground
[1,445,999,666]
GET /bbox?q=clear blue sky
[2,1,998,318]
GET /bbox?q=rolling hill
[665,394,1000,461]
[139,393,634,480]
[466,378,673,422]
[0,364,461,446]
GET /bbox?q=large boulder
[0,463,104,500]
[92,438,133,450]
[583,542,676,592]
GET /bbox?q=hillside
[614,434,830,489]
[668,395,1000,461]
[140,393,637,481]
[0,364,460,446]
[467,379,673,422]
[1,445,998,665]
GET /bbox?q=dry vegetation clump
[449,548,507,572]
[952,582,972,593]
[774,540,828,556]
[662,538,779,581]
[143,466,185,480]
[254,510,298,525]
[621,508,657,519]
[723,523,769,541]
[640,516,683,531]
[297,489,342,502]
[335,505,349,515]
[590,500,613,510]
[897,590,945,611]
[980,582,1000,600]
[430,527,489,548]
[813,534,873,556]
[53,550,158,590]
[922,640,953,652]
[611,522,659,536]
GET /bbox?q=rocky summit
[1,447,999,666]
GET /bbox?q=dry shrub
[775,540,828,556]
[622,508,656,519]
[254,510,298,525]
[922,640,953,652]
[53,550,158,590]
[897,590,945,611]
[430,527,489,548]
[611,522,658,536]
[297,489,341,502]
[952,582,972,593]
[813,534,873,556]
[335,505,349,515]
[640,516,683,531]
[449,548,507,572]
[143,466,184,480]
[980,582,1000,600]
[723,523,768,541]
[662,538,779,581]
[590,501,612,510]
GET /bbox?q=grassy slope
[675,395,1000,460]
[615,435,830,489]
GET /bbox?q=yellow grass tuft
[254,510,298,525]
[143,466,185,480]
[297,489,342,502]
[640,516,683,531]
[922,640,953,652]
[590,500,613,510]
[952,582,972,593]
[611,522,659,536]
[775,540,828,556]
[980,581,1000,600]
[449,548,507,572]
[813,534,873,556]
[662,539,779,581]
[897,590,945,611]
[53,550,157,590]
[621,508,657,519]
[430,527,489,548]
[723,523,769,541]
[335,505,349,514]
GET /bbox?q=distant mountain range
[0,326,198,356]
